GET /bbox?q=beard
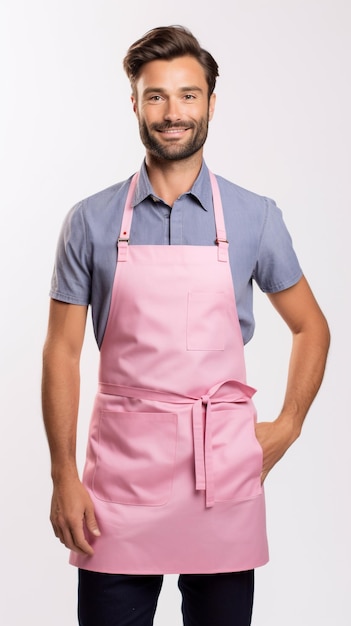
[138,116,210,161]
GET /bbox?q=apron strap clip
[117,238,129,262]
[215,237,228,244]
[215,238,229,262]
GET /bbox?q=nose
[164,97,181,122]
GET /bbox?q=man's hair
[123,25,219,96]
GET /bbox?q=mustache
[151,121,195,131]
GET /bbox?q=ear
[131,94,138,117]
[208,93,216,121]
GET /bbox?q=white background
[1,1,350,624]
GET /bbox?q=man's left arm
[255,275,330,482]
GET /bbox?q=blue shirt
[50,161,302,347]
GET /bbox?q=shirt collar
[132,159,213,212]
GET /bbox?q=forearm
[42,343,81,482]
[41,301,99,554]
[277,318,330,440]
[256,278,330,481]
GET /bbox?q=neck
[145,151,203,206]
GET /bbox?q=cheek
[139,108,161,126]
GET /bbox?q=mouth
[160,128,187,136]
[156,125,192,140]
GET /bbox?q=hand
[50,477,100,556]
[255,417,300,483]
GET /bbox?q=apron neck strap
[118,170,229,262]
[118,173,139,242]
[209,171,229,262]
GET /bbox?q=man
[42,25,330,626]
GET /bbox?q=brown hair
[123,25,219,96]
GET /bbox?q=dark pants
[78,569,254,626]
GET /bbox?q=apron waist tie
[193,395,214,508]
[98,380,256,509]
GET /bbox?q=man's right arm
[41,299,100,556]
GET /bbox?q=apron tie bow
[97,379,256,509]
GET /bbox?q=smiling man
[134,56,214,163]
[42,25,330,626]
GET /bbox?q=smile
[157,127,190,137]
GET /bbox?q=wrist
[51,461,79,485]
[275,412,302,445]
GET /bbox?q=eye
[149,95,163,102]
[183,94,196,100]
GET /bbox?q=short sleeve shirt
[50,161,302,347]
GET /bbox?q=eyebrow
[142,86,204,96]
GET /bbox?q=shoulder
[61,175,134,245]
[213,174,281,243]
[214,173,276,217]
[70,176,133,221]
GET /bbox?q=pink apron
[70,171,269,574]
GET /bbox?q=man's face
[132,56,216,162]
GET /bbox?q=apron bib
[70,171,269,574]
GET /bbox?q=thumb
[84,506,101,537]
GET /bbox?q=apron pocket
[92,411,177,506]
[187,291,225,351]
[212,406,263,503]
